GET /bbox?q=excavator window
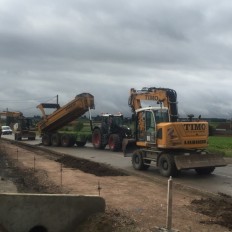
[137,111,146,141]
[145,111,155,132]
[145,110,156,143]
[154,109,169,123]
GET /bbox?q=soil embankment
[0,139,231,231]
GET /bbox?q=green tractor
[92,113,132,151]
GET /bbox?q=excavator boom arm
[128,87,178,122]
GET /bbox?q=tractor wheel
[108,134,121,152]
[132,150,149,170]
[158,153,178,177]
[51,133,61,146]
[92,129,105,149]
[195,167,215,175]
[42,134,51,146]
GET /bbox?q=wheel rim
[108,136,114,149]
[162,160,168,170]
[62,137,69,146]
[93,133,100,146]
[134,154,140,164]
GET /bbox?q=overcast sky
[1,0,232,119]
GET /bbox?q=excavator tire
[108,134,121,152]
[132,150,150,170]
[92,128,105,149]
[51,133,61,146]
[42,134,51,146]
[158,153,178,177]
[195,167,215,175]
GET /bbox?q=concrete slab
[0,193,105,232]
[0,177,17,193]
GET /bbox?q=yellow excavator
[123,87,226,177]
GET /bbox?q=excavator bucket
[122,138,138,157]
[174,153,227,170]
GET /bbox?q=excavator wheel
[108,134,121,152]
[51,133,61,146]
[92,128,105,149]
[195,167,215,175]
[42,134,51,146]
[158,153,178,177]
[132,150,150,170]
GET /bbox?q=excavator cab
[136,107,169,143]
[123,107,169,155]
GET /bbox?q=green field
[208,136,232,157]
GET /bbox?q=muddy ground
[0,139,232,231]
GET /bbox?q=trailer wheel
[42,134,51,146]
[195,167,215,175]
[51,133,61,146]
[76,141,86,147]
[108,134,121,152]
[69,136,76,147]
[132,150,149,170]
[158,153,178,177]
[61,134,71,147]
[92,129,105,149]
[15,133,22,141]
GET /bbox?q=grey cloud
[0,0,232,119]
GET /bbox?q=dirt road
[0,139,231,232]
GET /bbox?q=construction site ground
[0,139,232,232]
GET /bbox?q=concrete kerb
[0,193,105,232]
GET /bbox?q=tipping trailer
[37,93,94,147]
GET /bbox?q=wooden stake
[166,176,173,230]
[60,163,63,187]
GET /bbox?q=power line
[0,95,58,115]
[0,96,57,103]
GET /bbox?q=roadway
[2,134,232,196]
